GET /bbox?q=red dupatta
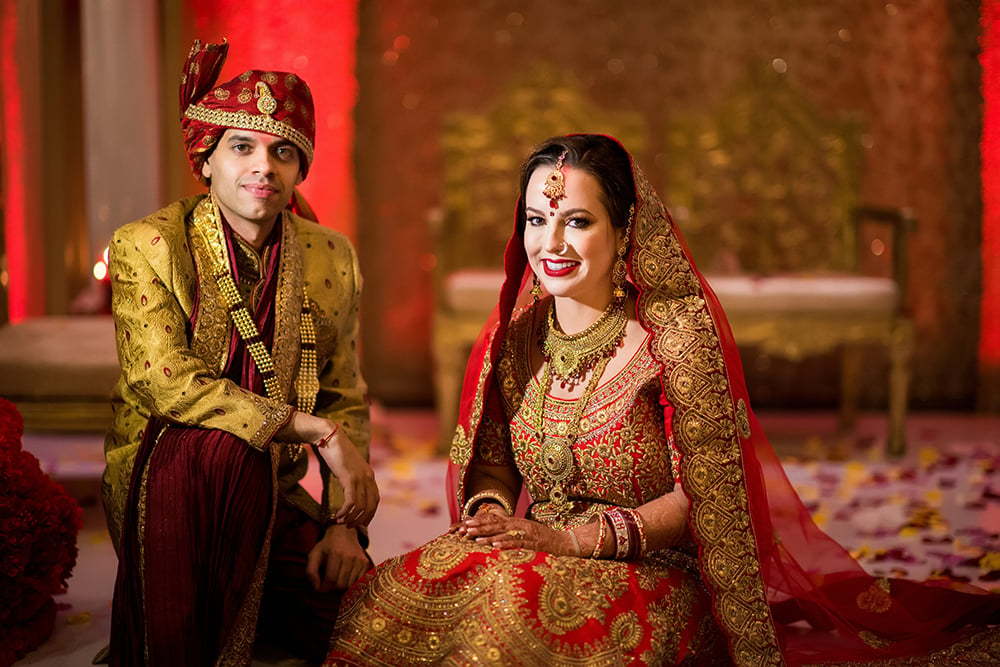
[447,136,1000,666]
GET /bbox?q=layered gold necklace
[533,300,627,522]
[193,196,317,460]
[541,300,628,386]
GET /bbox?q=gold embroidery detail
[610,611,642,652]
[632,166,783,665]
[535,560,612,635]
[856,578,893,614]
[183,104,314,163]
[736,398,751,439]
[859,630,892,649]
[213,87,230,100]
[416,534,471,580]
[450,424,470,466]
[452,326,495,504]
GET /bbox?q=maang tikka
[542,150,568,208]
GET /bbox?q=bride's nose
[544,227,567,255]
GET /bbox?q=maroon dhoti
[110,422,358,666]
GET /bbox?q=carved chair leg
[887,320,914,458]
[839,343,863,434]
[432,333,465,456]
[435,366,463,456]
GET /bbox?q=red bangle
[315,424,339,448]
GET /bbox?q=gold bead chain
[193,197,318,460]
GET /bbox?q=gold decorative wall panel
[355,0,983,409]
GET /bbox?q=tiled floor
[11,408,1000,666]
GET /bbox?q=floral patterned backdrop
[354,0,982,410]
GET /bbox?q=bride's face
[523,165,621,308]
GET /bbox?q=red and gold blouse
[477,305,680,530]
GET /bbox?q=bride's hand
[459,512,577,556]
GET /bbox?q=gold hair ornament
[542,150,568,207]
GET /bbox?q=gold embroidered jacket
[102,194,370,550]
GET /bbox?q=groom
[101,40,377,665]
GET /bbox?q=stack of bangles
[587,507,647,560]
[461,490,514,519]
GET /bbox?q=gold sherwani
[102,194,370,550]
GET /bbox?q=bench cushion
[0,316,119,400]
[443,270,898,316]
[704,274,899,315]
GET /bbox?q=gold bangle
[590,514,608,559]
[462,490,513,520]
[567,529,581,557]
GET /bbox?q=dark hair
[518,134,635,234]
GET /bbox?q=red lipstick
[542,259,578,277]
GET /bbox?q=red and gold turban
[179,40,316,182]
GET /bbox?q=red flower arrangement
[0,398,82,667]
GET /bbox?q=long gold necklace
[193,196,317,460]
[541,300,627,386]
[533,300,625,523]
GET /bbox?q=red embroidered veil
[446,136,1000,666]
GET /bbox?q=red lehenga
[327,139,1000,666]
[328,309,730,665]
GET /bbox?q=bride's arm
[569,487,689,558]
[459,461,522,518]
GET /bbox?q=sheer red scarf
[446,137,1000,666]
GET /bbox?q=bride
[326,134,1000,666]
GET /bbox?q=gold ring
[507,529,523,540]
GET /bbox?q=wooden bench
[0,316,119,431]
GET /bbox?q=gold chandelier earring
[612,204,634,302]
[530,272,543,304]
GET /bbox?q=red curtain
[982,1,1000,407]
[182,0,360,241]
[1,0,46,322]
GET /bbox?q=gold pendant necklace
[541,300,627,385]
[533,355,611,523]
[533,299,624,523]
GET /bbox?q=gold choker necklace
[541,300,627,384]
